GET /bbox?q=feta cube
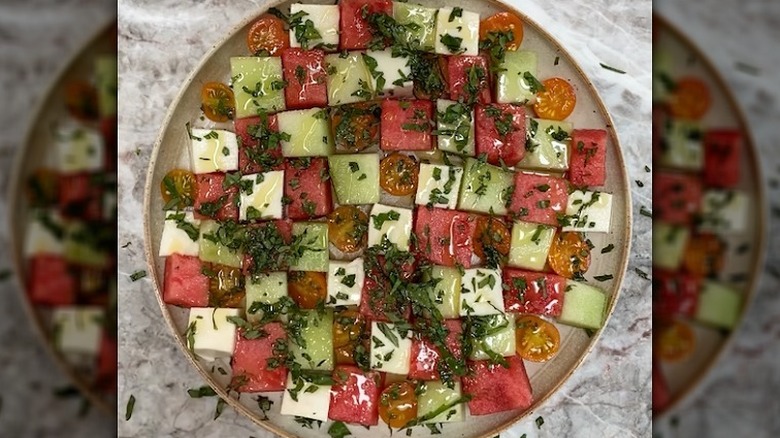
[468,313,516,361]
[368,204,413,250]
[418,381,465,423]
[55,122,104,173]
[327,259,364,306]
[652,222,689,271]
[159,211,201,257]
[370,321,413,374]
[238,171,285,221]
[280,374,332,421]
[24,210,64,256]
[699,190,748,234]
[415,163,463,209]
[289,4,340,50]
[436,99,475,156]
[186,307,241,362]
[245,272,287,323]
[52,307,104,355]
[190,129,239,174]
[563,190,613,233]
[460,267,505,316]
[434,7,480,56]
[508,221,556,271]
[364,49,413,97]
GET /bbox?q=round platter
[144,1,632,436]
[652,14,766,417]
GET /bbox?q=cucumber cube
[416,163,463,209]
[558,281,607,330]
[457,158,514,215]
[198,220,244,268]
[325,52,372,105]
[25,210,64,257]
[652,49,674,103]
[277,108,334,157]
[238,171,285,221]
[370,321,413,374]
[562,190,614,233]
[417,380,464,423]
[56,122,104,173]
[652,222,689,271]
[468,313,516,360]
[519,118,571,171]
[695,281,742,330]
[63,222,109,268]
[231,56,286,118]
[291,309,334,370]
[328,154,380,204]
[363,49,413,97]
[289,222,328,272]
[368,203,413,251]
[244,272,287,324]
[460,267,505,316]
[393,3,438,51]
[190,128,239,174]
[327,258,364,306]
[508,221,555,271]
[659,120,703,171]
[436,99,475,156]
[699,190,748,234]
[496,50,538,104]
[95,55,117,117]
[429,265,461,319]
[159,211,201,257]
[434,7,479,56]
[288,4,340,50]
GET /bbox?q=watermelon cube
[462,355,533,415]
[475,104,526,166]
[414,206,478,268]
[58,173,102,220]
[448,55,491,105]
[652,270,699,320]
[653,172,702,226]
[703,129,741,188]
[235,115,284,174]
[285,158,333,219]
[231,322,287,392]
[329,365,382,426]
[380,99,433,151]
[193,173,239,221]
[281,48,328,110]
[569,129,607,187]
[27,254,76,306]
[409,319,463,380]
[96,335,117,391]
[242,220,293,275]
[339,0,393,50]
[502,268,565,317]
[163,254,209,307]
[508,172,569,226]
[358,263,410,322]
[652,360,671,412]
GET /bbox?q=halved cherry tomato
[330,102,381,152]
[64,80,98,121]
[515,315,560,362]
[333,308,366,365]
[656,320,695,362]
[27,168,59,206]
[208,264,245,308]
[479,12,524,51]
[246,14,289,56]
[548,232,592,279]
[328,205,369,253]
[683,233,725,277]
[380,153,419,196]
[474,216,511,261]
[667,77,710,120]
[160,169,196,209]
[379,381,418,428]
[200,81,235,122]
[533,77,577,121]
[288,271,327,309]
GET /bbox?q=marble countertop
[117,0,652,437]
[0,1,116,436]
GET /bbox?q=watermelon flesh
[569,129,607,187]
[231,322,287,392]
[408,319,463,380]
[329,365,382,426]
[163,253,209,307]
[502,268,565,317]
[28,254,76,306]
[462,355,533,415]
[235,115,284,175]
[414,207,478,268]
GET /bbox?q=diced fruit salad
[23,52,117,393]
[160,3,617,433]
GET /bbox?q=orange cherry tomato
[288,271,327,309]
[208,264,245,308]
[27,168,59,206]
[533,77,577,121]
[515,315,561,362]
[246,14,289,56]
[656,320,695,362]
[64,80,98,121]
[331,103,381,152]
[667,77,710,120]
[333,308,366,365]
[683,234,725,277]
[479,12,524,51]
[548,232,592,279]
[200,81,235,122]
[379,381,418,428]
[328,205,369,253]
[474,216,511,261]
[380,153,419,196]
[160,169,196,209]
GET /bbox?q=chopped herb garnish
[130,270,147,282]
[125,395,135,421]
[599,63,626,74]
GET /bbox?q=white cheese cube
[368,204,413,250]
[652,222,689,271]
[418,381,465,423]
[159,211,201,257]
[55,122,104,173]
[364,49,413,97]
[245,272,287,323]
[436,99,475,156]
[289,4,340,50]
[186,307,241,362]
[460,267,505,316]
[469,313,516,360]
[239,171,285,221]
[434,7,480,56]
[370,321,413,374]
[24,210,64,256]
[190,129,239,174]
[563,190,613,233]
[699,190,748,234]
[52,307,104,355]
[280,374,332,421]
[415,163,463,209]
[327,259,364,306]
